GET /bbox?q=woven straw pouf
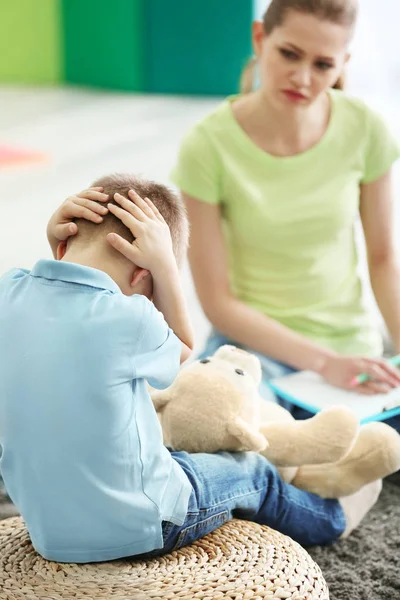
[0,517,329,600]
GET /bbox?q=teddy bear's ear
[213,345,262,386]
[213,345,237,358]
[227,417,268,452]
[151,390,171,413]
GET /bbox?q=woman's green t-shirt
[171,89,400,356]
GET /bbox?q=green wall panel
[62,0,145,91]
[0,0,62,84]
[145,0,253,95]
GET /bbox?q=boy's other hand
[47,188,109,243]
[106,190,175,273]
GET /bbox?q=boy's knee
[228,451,280,483]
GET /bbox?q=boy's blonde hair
[73,173,189,266]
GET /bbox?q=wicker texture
[0,517,329,600]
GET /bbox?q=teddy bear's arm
[259,407,359,467]
[151,390,171,412]
[227,417,268,453]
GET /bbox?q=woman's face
[253,11,351,108]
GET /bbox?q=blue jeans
[200,330,400,430]
[138,450,345,559]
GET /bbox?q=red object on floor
[0,145,48,168]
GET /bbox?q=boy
[0,174,381,563]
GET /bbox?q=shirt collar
[30,259,122,294]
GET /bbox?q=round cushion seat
[0,517,329,599]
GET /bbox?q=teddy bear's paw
[227,417,268,452]
[293,422,400,497]
[303,406,359,462]
[348,421,400,477]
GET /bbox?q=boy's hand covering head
[107,190,175,276]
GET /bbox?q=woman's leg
[197,329,233,360]
[256,353,314,419]
[385,414,400,433]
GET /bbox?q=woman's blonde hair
[240,0,358,93]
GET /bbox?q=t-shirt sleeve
[361,107,400,184]
[170,125,222,204]
[134,299,181,390]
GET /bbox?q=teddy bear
[151,345,400,499]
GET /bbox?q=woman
[170,0,400,426]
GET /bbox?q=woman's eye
[280,48,298,61]
[315,61,333,71]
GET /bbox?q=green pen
[350,354,400,386]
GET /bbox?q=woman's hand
[47,187,109,256]
[319,354,400,394]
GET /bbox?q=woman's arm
[360,168,400,352]
[184,192,400,392]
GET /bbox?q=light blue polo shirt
[0,260,192,563]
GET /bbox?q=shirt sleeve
[361,107,400,184]
[170,124,222,204]
[134,299,181,390]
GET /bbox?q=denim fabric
[386,414,400,432]
[137,450,345,559]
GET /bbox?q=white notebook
[269,370,400,423]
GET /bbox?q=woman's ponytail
[240,57,258,94]
[332,71,346,90]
